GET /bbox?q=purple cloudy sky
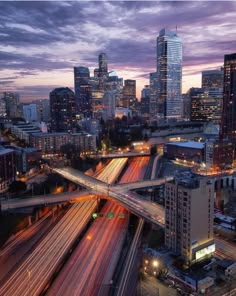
[0,1,235,101]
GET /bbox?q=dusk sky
[0,1,235,102]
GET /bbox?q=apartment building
[165,171,215,264]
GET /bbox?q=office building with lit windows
[122,79,136,109]
[74,66,92,116]
[165,172,215,264]
[202,69,223,89]
[156,28,182,119]
[50,87,77,133]
[190,88,222,124]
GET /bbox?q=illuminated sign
[92,212,126,219]
[195,244,215,260]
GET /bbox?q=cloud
[0,1,235,99]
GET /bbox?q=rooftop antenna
[176,25,178,35]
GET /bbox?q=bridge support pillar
[35,210,39,222]
[28,215,32,226]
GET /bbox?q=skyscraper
[149,72,158,117]
[50,87,77,132]
[202,69,223,88]
[122,79,136,109]
[74,66,92,116]
[220,53,236,140]
[98,53,108,77]
[156,28,182,120]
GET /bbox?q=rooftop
[167,141,204,149]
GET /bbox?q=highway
[215,237,236,260]
[0,211,52,257]
[116,218,144,296]
[119,156,149,183]
[48,158,129,295]
[48,202,128,296]
[53,167,165,227]
[0,200,97,296]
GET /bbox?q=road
[53,167,166,227]
[0,200,97,296]
[119,156,149,183]
[215,237,236,260]
[48,158,129,296]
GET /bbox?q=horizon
[0,1,235,102]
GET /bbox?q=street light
[152,260,158,267]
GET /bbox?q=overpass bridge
[1,167,166,227]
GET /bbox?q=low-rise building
[164,141,204,163]
[30,132,96,154]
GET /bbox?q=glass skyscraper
[156,28,182,120]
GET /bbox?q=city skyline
[0,1,235,101]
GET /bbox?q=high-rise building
[202,69,223,88]
[141,85,150,115]
[23,103,39,122]
[3,92,21,118]
[156,28,182,119]
[165,171,215,264]
[190,88,222,124]
[98,53,108,78]
[74,66,92,116]
[220,53,236,140]
[50,87,77,133]
[149,72,158,117]
[35,99,50,122]
[0,97,6,117]
[122,79,136,109]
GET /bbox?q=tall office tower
[22,103,39,122]
[202,68,223,88]
[74,66,92,116]
[141,85,150,115]
[149,72,158,117]
[190,88,222,124]
[122,79,136,109]
[156,28,182,120]
[50,87,77,132]
[182,93,191,120]
[165,172,215,264]
[35,99,50,122]
[0,97,6,117]
[220,53,236,140]
[98,53,108,77]
[3,92,21,118]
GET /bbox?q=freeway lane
[0,200,97,296]
[48,158,129,296]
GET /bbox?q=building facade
[165,172,215,264]
[30,132,96,154]
[74,66,92,116]
[50,87,77,132]
[190,88,222,124]
[220,53,236,140]
[122,79,136,109]
[0,148,16,193]
[156,28,182,119]
[202,69,223,89]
